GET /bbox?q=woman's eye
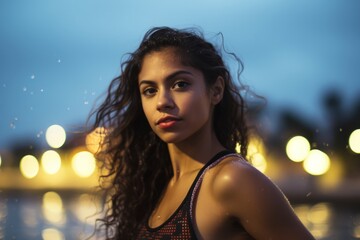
[143,87,157,96]
[173,81,190,89]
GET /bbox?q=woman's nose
[156,90,174,111]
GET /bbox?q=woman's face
[138,48,215,144]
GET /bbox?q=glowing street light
[41,150,62,175]
[46,125,66,148]
[71,151,96,178]
[286,136,311,162]
[20,155,39,179]
[303,149,331,176]
[349,129,360,154]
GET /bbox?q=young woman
[92,27,315,240]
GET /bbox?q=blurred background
[1,0,360,239]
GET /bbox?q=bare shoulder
[208,154,274,202]
[205,154,315,240]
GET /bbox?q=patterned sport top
[136,150,251,240]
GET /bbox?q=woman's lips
[156,116,181,129]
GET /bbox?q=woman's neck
[167,130,225,181]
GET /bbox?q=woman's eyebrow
[139,70,193,87]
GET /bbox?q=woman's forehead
[139,49,186,78]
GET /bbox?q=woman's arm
[212,157,315,240]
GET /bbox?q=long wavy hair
[91,26,249,239]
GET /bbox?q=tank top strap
[189,152,245,223]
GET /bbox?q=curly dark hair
[91,26,249,239]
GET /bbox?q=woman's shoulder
[210,153,260,184]
[202,154,315,240]
[207,154,276,202]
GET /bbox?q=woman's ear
[210,76,225,105]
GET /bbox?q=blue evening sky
[1,0,360,149]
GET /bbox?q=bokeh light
[42,192,65,225]
[354,225,360,238]
[45,125,66,149]
[71,151,96,178]
[236,135,268,173]
[293,204,311,229]
[86,127,106,154]
[307,203,332,238]
[308,203,332,224]
[349,129,360,154]
[0,154,2,167]
[294,203,332,239]
[73,194,98,223]
[41,228,65,240]
[235,143,241,154]
[303,149,331,175]
[286,136,311,162]
[41,150,62,175]
[21,202,39,228]
[249,153,267,173]
[247,136,265,156]
[20,155,39,179]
